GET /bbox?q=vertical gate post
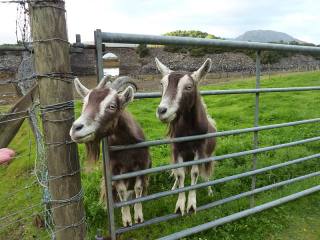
[250,50,261,207]
[94,29,117,240]
[29,1,85,239]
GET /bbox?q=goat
[155,58,217,215]
[70,76,151,226]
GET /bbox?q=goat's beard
[85,138,101,163]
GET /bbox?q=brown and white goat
[155,58,217,215]
[69,76,151,226]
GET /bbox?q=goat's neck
[169,92,208,137]
[108,111,142,145]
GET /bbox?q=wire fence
[0,2,81,239]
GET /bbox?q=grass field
[0,71,320,239]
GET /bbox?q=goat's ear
[118,86,134,108]
[191,58,212,82]
[74,77,89,98]
[97,76,111,89]
[155,57,172,76]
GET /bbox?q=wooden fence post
[29,1,85,239]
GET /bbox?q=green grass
[1,71,320,239]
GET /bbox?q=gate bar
[112,136,320,181]
[116,171,320,234]
[110,118,320,152]
[251,50,261,207]
[158,185,320,240]
[101,32,320,54]
[115,153,320,207]
[95,29,117,240]
[134,86,320,99]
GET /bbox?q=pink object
[0,148,15,164]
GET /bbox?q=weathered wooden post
[29,1,85,239]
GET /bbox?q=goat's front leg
[174,164,186,215]
[171,169,179,190]
[116,181,132,227]
[134,177,144,224]
[187,164,199,213]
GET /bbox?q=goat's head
[70,76,136,143]
[155,58,212,123]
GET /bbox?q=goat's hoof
[134,216,144,224]
[175,205,185,216]
[187,198,197,214]
[124,221,132,227]
[187,204,196,214]
[122,219,132,227]
[175,197,186,216]
[134,210,144,224]
[187,191,197,214]
[122,209,132,227]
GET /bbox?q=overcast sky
[0,0,319,44]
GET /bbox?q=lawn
[0,71,319,239]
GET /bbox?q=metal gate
[94,29,320,240]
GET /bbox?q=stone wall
[1,47,320,80]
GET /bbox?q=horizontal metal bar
[101,32,320,54]
[116,171,320,234]
[158,185,320,240]
[134,87,320,99]
[115,153,320,208]
[112,136,320,181]
[110,118,320,152]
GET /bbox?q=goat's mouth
[71,132,96,143]
[158,113,176,123]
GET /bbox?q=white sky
[0,0,319,44]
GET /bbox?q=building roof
[102,52,119,60]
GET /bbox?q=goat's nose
[157,107,167,115]
[74,123,84,131]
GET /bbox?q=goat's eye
[109,104,116,110]
[185,85,193,90]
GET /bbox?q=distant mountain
[236,30,303,43]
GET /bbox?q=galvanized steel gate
[94,29,320,240]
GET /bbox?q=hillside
[236,30,302,43]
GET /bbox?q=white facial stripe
[160,75,169,97]
[158,74,192,121]
[175,75,191,106]
[159,75,170,107]
[97,89,117,121]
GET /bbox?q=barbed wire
[47,188,83,204]
[0,203,43,222]
[0,201,71,231]
[53,216,86,237]
[0,72,75,85]
[0,180,37,199]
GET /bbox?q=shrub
[136,44,149,58]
